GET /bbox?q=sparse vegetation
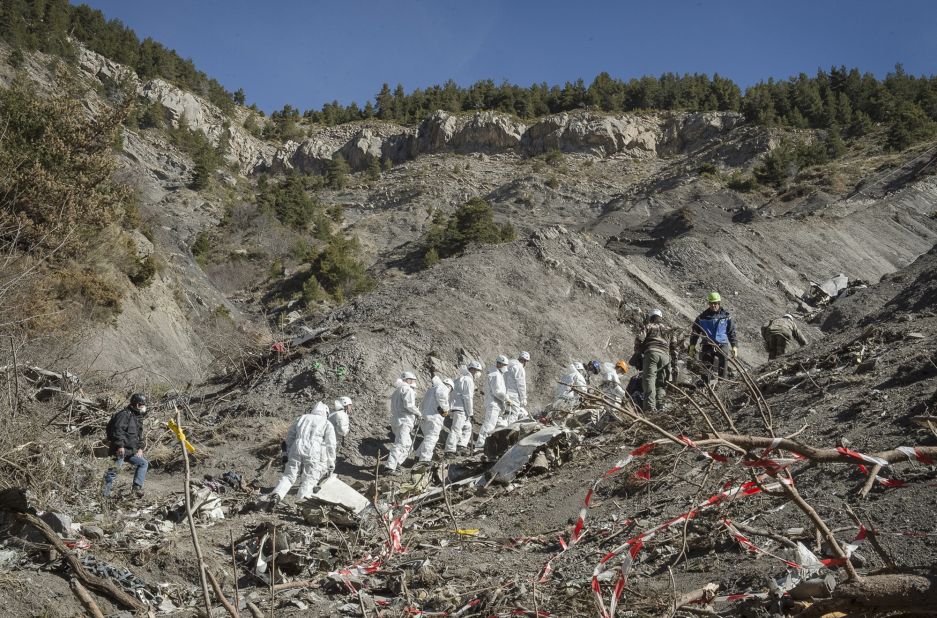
[167,120,227,190]
[255,174,331,237]
[420,198,516,268]
[302,234,374,304]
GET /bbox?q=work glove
[732,346,739,359]
[687,345,698,359]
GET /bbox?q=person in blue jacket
[687,292,738,381]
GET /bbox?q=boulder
[450,111,526,153]
[414,110,459,154]
[40,511,73,536]
[523,112,659,156]
[337,128,383,171]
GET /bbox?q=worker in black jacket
[102,394,149,498]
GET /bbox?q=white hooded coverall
[502,359,529,426]
[600,362,627,401]
[474,365,507,452]
[445,367,476,453]
[555,364,587,400]
[415,376,452,462]
[329,404,350,441]
[386,379,421,471]
[273,402,337,501]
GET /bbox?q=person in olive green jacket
[633,309,679,412]
[761,314,808,359]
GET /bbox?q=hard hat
[573,361,585,372]
[496,355,509,365]
[615,360,629,373]
[468,361,483,372]
[443,378,455,389]
[707,292,721,303]
[312,402,330,416]
[649,308,663,319]
[401,371,417,381]
[783,313,794,320]
[338,396,352,408]
[130,393,147,406]
[519,351,531,361]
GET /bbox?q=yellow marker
[453,529,480,536]
[167,418,196,454]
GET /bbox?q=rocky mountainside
[2,39,937,618]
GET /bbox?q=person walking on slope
[555,362,587,400]
[384,372,421,475]
[688,292,737,382]
[414,376,454,465]
[270,402,336,505]
[103,393,150,498]
[330,396,352,445]
[474,356,510,454]
[445,362,482,456]
[634,309,680,412]
[503,351,531,425]
[761,314,808,359]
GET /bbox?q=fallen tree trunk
[802,574,937,617]
[15,512,144,611]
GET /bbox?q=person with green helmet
[688,292,737,381]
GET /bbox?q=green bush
[191,231,213,263]
[168,121,226,190]
[256,174,332,236]
[305,234,373,303]
[421,198,515,266]
[327,155,351,190]
[0,77,132,256]
[129,255,157,287]
[725,172,757,192]
[544,149,564,166]
[886,102,937,151]
[754,140,796,187]
[698,162,718,176]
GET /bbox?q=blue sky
[74,1,937,113]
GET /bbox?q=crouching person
[103,393,149,499]
[270,402,336,506]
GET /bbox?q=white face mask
[136,405,147,414]
[498,365,508,373]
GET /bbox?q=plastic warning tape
[591,476,789,618]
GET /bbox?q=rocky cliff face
[270,109,744,174]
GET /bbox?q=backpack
[105,410,121,444]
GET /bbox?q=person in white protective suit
[600,360,629,402]
[330,396,352,445]
[270,402,337,504]
[501,351,531,426]
[445,362,482,456]
[474,355,510,454]
[555,362,587,400]
[385,372,421,475]
[414,376,454,464]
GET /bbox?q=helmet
[130,393,147,406]
[312,402,330,417]
[519,351,531,361]
[495,355,509,366]
[649,308,663,319]
[783,313,794,320]
[443,378,455,389]
[707,292,721,303]
[615,360,629,373]
[468,361,483,372]
[337,396,352,409]
[587,360,601,374]
[401,371,417,381]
